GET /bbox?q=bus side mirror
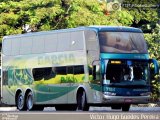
[149,59,159,76]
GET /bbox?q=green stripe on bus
[100,53,149,59]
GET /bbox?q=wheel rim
[27,94,33,110]
[17,94,24,110]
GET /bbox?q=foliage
[0,0,136,41]
[144,24,160,101]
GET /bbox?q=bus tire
[26,91,44,111]
[77,91,89,111]
[122,104,130,111]
[16,92,27,111]
[26,91,35,111]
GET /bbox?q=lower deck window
[32,67,53,81]
[32,65,85,81]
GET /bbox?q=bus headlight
[104,92,116,96]
[140,92,151,96]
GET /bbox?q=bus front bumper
[103,95,150,104]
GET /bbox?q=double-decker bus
[1,26,159,111]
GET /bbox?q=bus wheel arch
[76,87,89,111]
[15,89,26,111]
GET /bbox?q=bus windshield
[99,32,148,53]
[105,60,149,85]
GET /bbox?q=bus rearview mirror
[149,59,159,75]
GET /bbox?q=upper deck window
[99,32,148,53]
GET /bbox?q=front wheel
[77,91,89,111]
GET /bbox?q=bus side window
[74,65,85,83]
[44,67,56,80]
[32,67,56,81]
[56,67,67,75]
[93,65,100,80]
[32,68,45,81]
[74,65,84,74]
[67,66,73,74]
[88,66,92,75]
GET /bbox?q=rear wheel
[26,91,44,111]
[77,91,89,111]
[26,92,34,111]
[16,92,26,111]
[122,104,130,111]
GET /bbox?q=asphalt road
[0,106,160,112]
[0,107,160,120]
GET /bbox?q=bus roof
[87,25,143,33]
[3,26,142,39]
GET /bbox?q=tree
[0,0,135,42]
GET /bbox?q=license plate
[124,99,132,103]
